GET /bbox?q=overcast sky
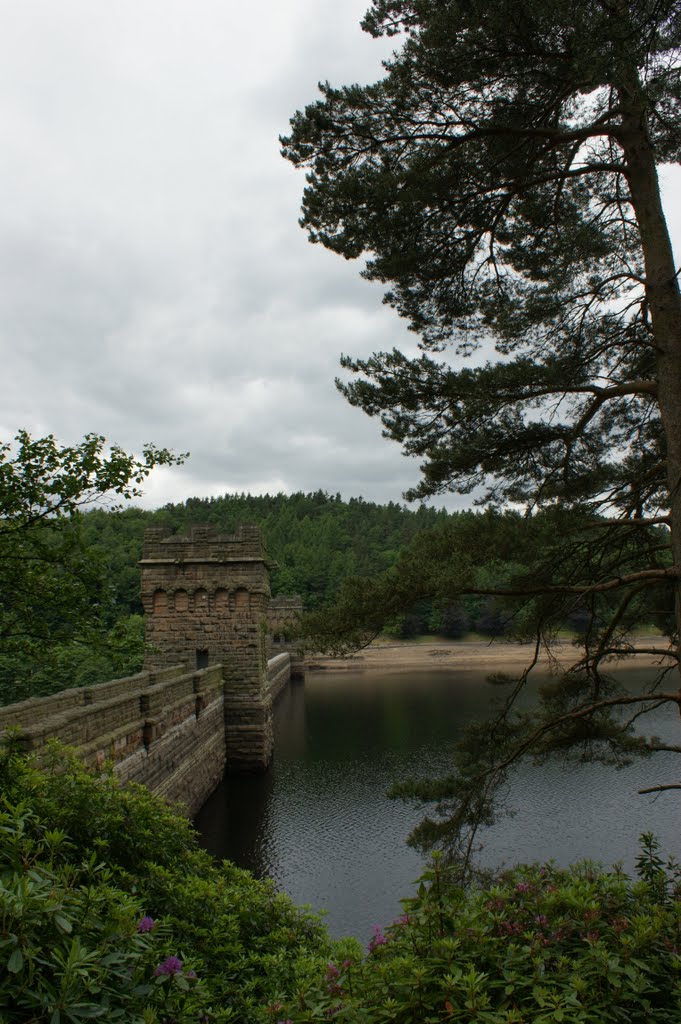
[1,2,680,512]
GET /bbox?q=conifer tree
[283,0,681,868]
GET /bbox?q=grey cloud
[1,0,679,519]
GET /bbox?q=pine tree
[283,0,681,870]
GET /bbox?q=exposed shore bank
[306,638,669,674]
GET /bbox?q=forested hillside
[80,490,449,616]
[1,490,665,706]
[1,491,448,704]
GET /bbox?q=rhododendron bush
[0,742,335,1023]
[3,741,681,1023]
[285,849,681,1023]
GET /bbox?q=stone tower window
[195,588,209,613]
[152,590,168,615]
[175,590,189,613]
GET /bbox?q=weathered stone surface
[267,595,306,677]
[0,523,305,814]
[0,665,226,815]
[267,652,292,701]
[140,522,275,770]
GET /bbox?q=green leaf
[63,1004,107,1020]
[7,947,24,973]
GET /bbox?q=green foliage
[4,748,681,1022]
[283,852,681,1024]
[0,744,338,1023]
[0,428,184,700]
[0,803,203,1023]
[10,487,659,700]
[72,490,449,618]
[155,491,447,610]
[0,431,185,704]
[634,832,681,904]
[0,615,146,706]
[299,509,679,875]
[6,484,519,704]
[281,0,681,868]
[283,0,680,504]
[281,0,681,616]
[300,507,665,652]
[0,431,185,523]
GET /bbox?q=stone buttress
[267,594,305,678]
[140,523,274,771]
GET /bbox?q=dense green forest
[1,490,449,703]
[79,490,450,617]
[1,489,667,705]
[81,492,667,639]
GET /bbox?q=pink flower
[325,962,343,995]
[154,956,183,976]
[137,915,156,933]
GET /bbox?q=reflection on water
[194,667,681,940]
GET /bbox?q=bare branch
[465,567,676,598]
[638,783,681,794]
[596,646,679,660]
[585,516,671,527]
[480,690,681,787]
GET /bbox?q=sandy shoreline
[305,638,669,674]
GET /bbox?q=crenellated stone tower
[140,523,275,770]
[267,594,305,677]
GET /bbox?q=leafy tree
[430,602,471,639]
[0,431,186,702]
[282,0,681,871]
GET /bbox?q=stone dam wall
[0,653,294,816]
[0,521,305,816]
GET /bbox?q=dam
[0,523,303,814]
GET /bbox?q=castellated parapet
[140,523,275,771]
[268,595,305,677]
[0,522,303,813]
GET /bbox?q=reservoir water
[194,665,681,941]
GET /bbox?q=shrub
[285,851,681,1023]
[0,801,203,1023]
[7,742,681,1023]
[0,743,341,1024]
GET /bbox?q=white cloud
[0,1,679,515]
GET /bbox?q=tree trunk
[619,94,681,680]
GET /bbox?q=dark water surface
[194,666,681,940]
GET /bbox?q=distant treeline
[2,492,665,704]
[80,491,450,617]
[83,492,665,640]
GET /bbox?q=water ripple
[195,667,681,939]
